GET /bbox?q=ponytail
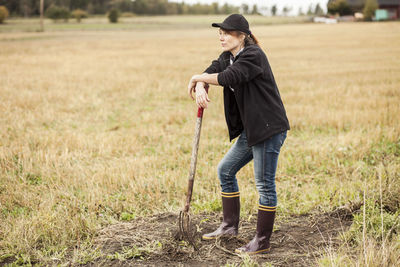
[229,30,260,47]
[245,33,260,47]
[250,33,260,46]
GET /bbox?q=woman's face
[218,29,245,53]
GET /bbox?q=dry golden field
[1,18,400,265]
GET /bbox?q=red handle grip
[196,85,209,118]
[197,107,204,118]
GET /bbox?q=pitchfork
[178,86,208,250]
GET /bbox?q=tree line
[0,0,241,17]
[1,0,333,18]
[328,0,379,20]
[1,0,379,20]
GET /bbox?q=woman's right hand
[195,82,210,109]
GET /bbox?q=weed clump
[108,8,120,23]
[0,5,9,24]
[344,200,399,246]
[71,9,88,23]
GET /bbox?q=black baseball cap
[212,14,251,35]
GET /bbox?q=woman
[187,14,290,254]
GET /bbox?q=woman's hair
[245,33,259,46]
[223,29,260,47]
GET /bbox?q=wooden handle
[184,85,208,212]
[184,115,203,212]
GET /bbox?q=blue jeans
[217,131,287,207]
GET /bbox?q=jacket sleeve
[217,50,264,86]
[203,59,221,74]
[203,54,224,74]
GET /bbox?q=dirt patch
[89,209,353,266]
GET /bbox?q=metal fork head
[178,210,198,250]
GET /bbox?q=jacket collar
[230,47,245,63]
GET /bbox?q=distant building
[345,0,400,19]
[378,0,400,19]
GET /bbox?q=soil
[89,208,354,266]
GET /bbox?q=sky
[170,0,330,16]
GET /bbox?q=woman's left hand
[195,82,210,109]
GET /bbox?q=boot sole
[202,234,238,240]
[201,235,218,240]
[234,247,270,254]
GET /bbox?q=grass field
[1,17,400,266]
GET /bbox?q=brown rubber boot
[202,192,240,240]
[235,205,276,254]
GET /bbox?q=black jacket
[204,44,290,146]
